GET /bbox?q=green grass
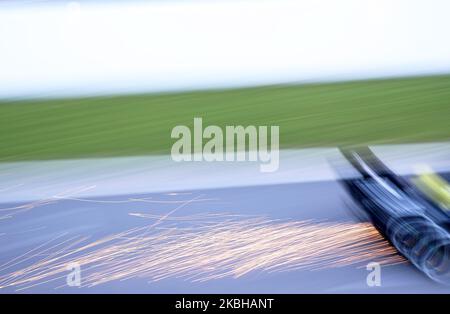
[1,75,450,162]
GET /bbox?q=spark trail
[0,216,403,291]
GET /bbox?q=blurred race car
[339,147,450,285]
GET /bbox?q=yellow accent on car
[413,172,450,211]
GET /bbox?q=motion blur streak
[0,216,404,290]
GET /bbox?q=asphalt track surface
[1,145,450,293]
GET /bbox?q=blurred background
[1,0,450,160]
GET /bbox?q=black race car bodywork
[339,147,450,284]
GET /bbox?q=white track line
[0,143,449,203]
